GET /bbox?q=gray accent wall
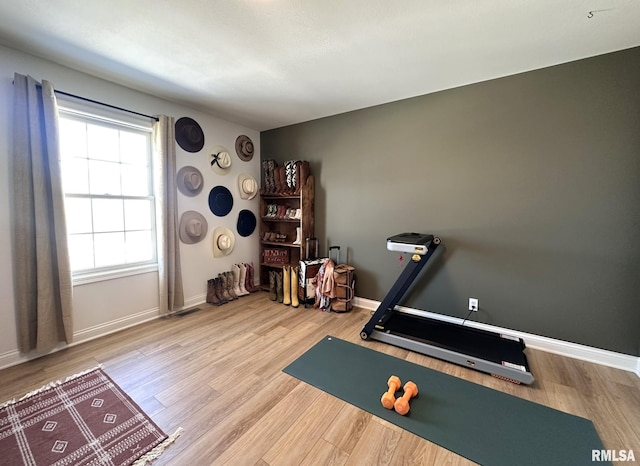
[261,47,640,356]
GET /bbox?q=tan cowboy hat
[179,211,208,244]
[176,166,204,197]
[237,173,258,200]
[210,145,232,175]
[235,135,254,161]
[212,226,235,257]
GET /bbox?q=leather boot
[261,160,269,195]
[292,161,300,194]
[291,266,300,308]
[232,265,243,297]
[219,273,233,301]
[280,165,290,195]
[238,263,249,295]
[273,165,282,195]
[215,277,228,304]
[207,279,222,306]
[293,227,302,245]
[206,279,214,304]
[296,161,310,195]
[283,265,291,305]
[247,262,259,292]
[226,271,238,299]
[269,271,277,301]
[276,272,283,303]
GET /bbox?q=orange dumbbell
[381,375,402,409]
[394,381,418,415]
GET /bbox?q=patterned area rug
[0,367,181,466]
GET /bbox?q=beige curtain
[153,115,184,314]
[12,73,73,353]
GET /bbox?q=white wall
[0,44,261,368]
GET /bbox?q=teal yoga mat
[283,336,610,466]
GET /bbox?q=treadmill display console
[387,232,433,255]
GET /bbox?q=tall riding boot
[276,272,284,303]
[291,266,300,308]
[283,265,291,306]
[269,271,277,301]
[232,265,243,297]
[215,277,228,304]
[238,264,249,295]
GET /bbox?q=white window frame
[57,96,158,285]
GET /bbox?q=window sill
[72,263,158,286]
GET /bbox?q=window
[58,99,157,283]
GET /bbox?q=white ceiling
[1,1,639,131]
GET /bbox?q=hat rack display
[174,129,262,309]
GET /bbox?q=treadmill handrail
[361,240,442,339]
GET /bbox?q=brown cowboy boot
[296,161,310,195]
[269,271,277,301]
[214,277,228,304]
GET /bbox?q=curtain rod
[53,89,159,121]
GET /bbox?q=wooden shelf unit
[259,175,315,290]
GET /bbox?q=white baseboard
[354,297,640,377]
[0,296,209,371]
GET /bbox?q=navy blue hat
[237,209,256,237]
[208,186,233,217]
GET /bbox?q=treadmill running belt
[381,312,529,367]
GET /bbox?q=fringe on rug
[132,427,184,465]
[0,364,103,409]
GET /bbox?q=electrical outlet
[469,298,478,312]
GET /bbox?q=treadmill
[360,233,534,385]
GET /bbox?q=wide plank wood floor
[1,292,639,465]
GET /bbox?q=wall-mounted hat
[178,211,208,244]
[210,145,232,175]
[212,226,235,257]
[237,209,256,237]
[208,185,233,217]
[176,166,204,197]
[237,173,258,200]
[175,117,205,153]
[235,135,254,161]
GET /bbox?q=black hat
[237,209,256,237]
[208,186,233,217]
[175,117,205,153]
